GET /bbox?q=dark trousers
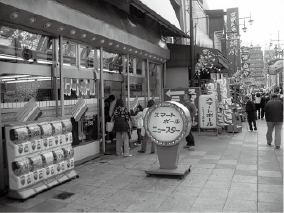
[137,128,142,143]
[255,104,261,119]
[260,107,265,118]
[247,112,257,130]
[186,131,195,146]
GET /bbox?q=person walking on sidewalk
[260,93,269,119]
[264,93,283,149]
[255,92,261,119]
[137,99,156,154]
[244,95,257,131]
[182,93,196,151]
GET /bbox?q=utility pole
[189,0,195,87]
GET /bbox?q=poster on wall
[198,95,217,129]
[164,87,201,129]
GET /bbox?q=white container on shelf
[65,158,74,170]
[10,172,33,190]
[43,164,55,179]
[29,139,43,154]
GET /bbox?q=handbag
[106,121,114,132]
[113,117,130,132]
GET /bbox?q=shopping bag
[106,121,114,132]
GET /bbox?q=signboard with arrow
[164,87,201,129]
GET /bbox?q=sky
[206,0,284,50]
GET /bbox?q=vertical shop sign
[198,95,217,129]
[227,8,241,77]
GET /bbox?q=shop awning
[129,0,190,38]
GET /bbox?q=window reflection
[0,26,52,64]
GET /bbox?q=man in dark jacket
[244,96,257,131]
[264,93,283,149]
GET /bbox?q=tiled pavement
[0,119,283,212]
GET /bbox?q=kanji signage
[199,95,217,129]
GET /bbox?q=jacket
[245,100,256,113]
[264,99,283,122]
[134,111,143,129]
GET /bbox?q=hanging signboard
[199,95,217,129]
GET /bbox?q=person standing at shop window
[112,99,132,157]
[182,93,196,151]
[107,95,116,141]
[133,105,144,145]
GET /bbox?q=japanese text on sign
[199,95,217,129]
[148,107,183,141]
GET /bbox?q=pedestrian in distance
[137,99,156,154]
[133,105,144,145]
[264,93,283,149]
[244,95,257,131]
[255,92,261,119]
[182,93,196,151]
[260,93,268,119]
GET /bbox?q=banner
[227,8,241,77]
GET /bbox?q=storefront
[0,0,188,194]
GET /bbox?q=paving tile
[184,173,210,180]
[124,201,163,212]
[223,198,257,212]
[258,192,283,204]
[146,182,177,195]
[189,206,223,212]
[211,168,235,176]
[258,201,283,212]
[258,170,283,178]
[258,176,283,185]
[65,183,97,194]
[230,182,257,191]
[218,160,237,164]
[28,199,67,212]
[198,188,229,199]
[258,184,283,194]
[190,168,213,174]
[232,175,257,183]
[202,155,221,160]
[56,203,93,212]
[203,180,231,190]
[0,205,26,212]
[79,178,107,187]
[236,164,257,170]
[235,169,257,176]
[155,194,196,212]
[227,189,257,201]
[198,159,218,164]
[237,159,257,165]
[6,198,44,209]
[179,179,207,188]
[89,187,120,198]
[192,164,215,169]
[259,164,282,171]
[190,197,226,210]
[171,186,202,197]
[215,164,237,169]
[208,174,233,182]
[99,179,132,189]
[73,194,104,207]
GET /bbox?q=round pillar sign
[144,101,191,146]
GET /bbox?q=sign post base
[145,165,191,179]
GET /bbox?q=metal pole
[189,0,195,87]
[100,47,105,153]
[59,36,64,117]
[127,54,130,110]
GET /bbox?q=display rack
[5,118,78,200]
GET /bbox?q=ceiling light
[80,34,87,38]
[109,42,113,45]
[10,12,19,19]
[28,17,36,24]
[100,40,105,43]
[115,44,119,48]
[70,30,76,34]
[44,22,52,28]
[57,26,65,31]
[91,37,96,41]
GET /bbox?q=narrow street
[0,119,282,212]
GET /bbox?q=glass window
[63,77,98,146]
[136,58,143,75]
[0,26,52,64]
[80,46,94,69]
[97,49,124,73]
[62,41,76,66]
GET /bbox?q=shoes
[254,127,257,131]
[137,150,145,153]
[150,151,155,154]
[183,145,190,148]
[124,154,132,157]
[188,147,195,151]
[267,142,271,145]
[275,146,280,149]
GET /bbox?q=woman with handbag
[112,99,132,157]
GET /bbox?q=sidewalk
[0,119,283,212]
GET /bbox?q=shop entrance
[103,80,123,155]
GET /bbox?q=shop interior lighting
[58,26,65,31]
[80,34,86,38]
[70,30,76,34]
[0,75,30,79]
[44,22,52,28]
[100,40,105,43]
[91,37,96,41]
[115,44,119,48]
[108,42,113,45]
[6,79,35,84]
